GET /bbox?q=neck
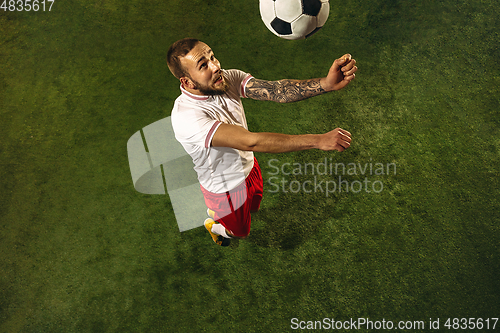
[182,84,205,96]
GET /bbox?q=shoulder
[223,69,252,87]
[223,69,254,99]
[223,69,250,81]
[171,95,211,126]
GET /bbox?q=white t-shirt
[171,69,255,194]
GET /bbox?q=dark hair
[167,38,200,79]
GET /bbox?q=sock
[211,223,231,238]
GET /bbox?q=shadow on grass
[246,191,346,250]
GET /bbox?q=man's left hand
[321,54,357,91]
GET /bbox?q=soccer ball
[259,0,330,40]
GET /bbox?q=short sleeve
[224,69,253,98]
[172,107,221,149]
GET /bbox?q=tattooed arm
[245,78,327,103]
[245,54,357,103]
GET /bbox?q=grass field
[1,0,499,332]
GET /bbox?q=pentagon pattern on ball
[260,0,330,40]
[302,0,322,16]
[271,17,292,35]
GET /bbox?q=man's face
[180,42,229,95]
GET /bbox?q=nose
[209,58,220,72]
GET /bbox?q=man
[167,38,357,247]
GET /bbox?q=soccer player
[167,38,357,246]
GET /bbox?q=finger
[341,59,356,72]
[335,129,351,150]
[339,139,351,149]
[343,65,358,76]
[343,73,356,82]
[334,54,352,68]
[336,139,351,151]
[332,58,344,71]
[337,128,352,138]
[336,130,351,144]
[341,132,352,143]
[341,54,352,63]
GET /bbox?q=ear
[180,76,195,89]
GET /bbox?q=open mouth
[214,74,223,85]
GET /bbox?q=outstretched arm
[211,123,351,153]
[245,54,357,103]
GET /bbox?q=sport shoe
[206,208,215,219]
[204,218,230,247]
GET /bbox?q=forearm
[249,132,321,153]
[212,123,349,153]
[245,78,327,103]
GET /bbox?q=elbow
[246,141,259,152]
[237,132,259,152]
[248,144,259,152]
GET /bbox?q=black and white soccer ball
[259,0,330,40]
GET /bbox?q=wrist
[320,77,333,92]
[310,134,323,150]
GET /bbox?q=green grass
[1,0,499,332]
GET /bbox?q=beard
[192,72,229,96]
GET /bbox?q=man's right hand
[317,128,352,152]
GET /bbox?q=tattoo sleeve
[245,78,327,103]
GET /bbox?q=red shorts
[200,158,263,237]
